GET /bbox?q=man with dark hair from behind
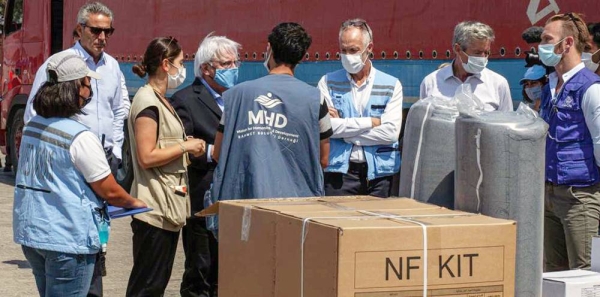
[210,22,333,201]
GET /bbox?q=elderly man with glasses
[23,2,129,296]
[317,18,403,198]
[169,32,241,297]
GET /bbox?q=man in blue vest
[539,12,600,271]
[211,22,332,200]
[317,18,403,197]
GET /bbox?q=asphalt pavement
[0,168,186,296]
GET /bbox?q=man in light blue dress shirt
[23,3,129,296]
[24,3,128,174]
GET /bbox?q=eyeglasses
[343,20,373,42]
[80,84,93,107]
[211,59,241,69]
[81,23,115,37]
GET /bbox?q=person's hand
[184,138,206,157]
[371,117,381,127]
[130,199,148,209]
[328,107,340,118]
[108,154,120,175]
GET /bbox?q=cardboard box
[202,196,516,297]
[543,270,600,297]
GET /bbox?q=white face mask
[459,51,488,74]
[263,49,271,72]
[341,48,368,74]
[582,50,600,72]
[167,62,186,89]
[525,85,542,101]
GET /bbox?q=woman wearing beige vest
[126,37,205,296]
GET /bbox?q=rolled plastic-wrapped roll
[399,97,458,208]
[455,111,548,297]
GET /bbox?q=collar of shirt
[548,62,585,100]
[72,41,106,66]
[345,65,377,88]
[199,77,223,108]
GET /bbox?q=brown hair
[547,12,590,53]
[132,36,182,78]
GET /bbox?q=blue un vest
[324,69,401,180]
[13,116,105,254]
[541,68,600,187]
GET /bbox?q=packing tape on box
[241,206,252,241]
[300,211,474,297]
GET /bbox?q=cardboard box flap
[258,197,440,212]
[196,196,430,217]
[277,208,515,230]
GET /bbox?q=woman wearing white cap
[520,65,548,111]
[12,51,147,297]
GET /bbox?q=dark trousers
[87,253,103,297]
[324,162,393,198]
[180,218,219,297]
[126,219,180,297]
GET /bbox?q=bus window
[5,0,23,36]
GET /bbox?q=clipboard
[107,205,153,219]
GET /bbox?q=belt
[348,162,368,173]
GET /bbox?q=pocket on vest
[555,109,585,142]
[157,138,187,173]
[163,192,187,227]
[374,149,400,172]
[369,105,386,117]
[557,150,596,184]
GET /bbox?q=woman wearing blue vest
[13,51,147,297]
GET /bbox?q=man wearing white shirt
[420,21,513,111]
[539,12,600,271]
[318,18,403,197]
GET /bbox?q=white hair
[194,32,241,78]
[339,18,373,48]
[77,2,113,24]
[452,21,495,50]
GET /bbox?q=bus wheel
[8,108,24,175]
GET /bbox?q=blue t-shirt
[211,74,331,200]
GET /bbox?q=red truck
[2,0,596,189]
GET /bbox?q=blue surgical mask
[214,68,239,89]
[525,85,542,101]
[538,38,566,67]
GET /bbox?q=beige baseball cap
[46,51,101,82]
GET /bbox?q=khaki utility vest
[128,84,190,232]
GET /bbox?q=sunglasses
[344,20,373,41]
[81,23,115,37]
[564,13,582,38]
